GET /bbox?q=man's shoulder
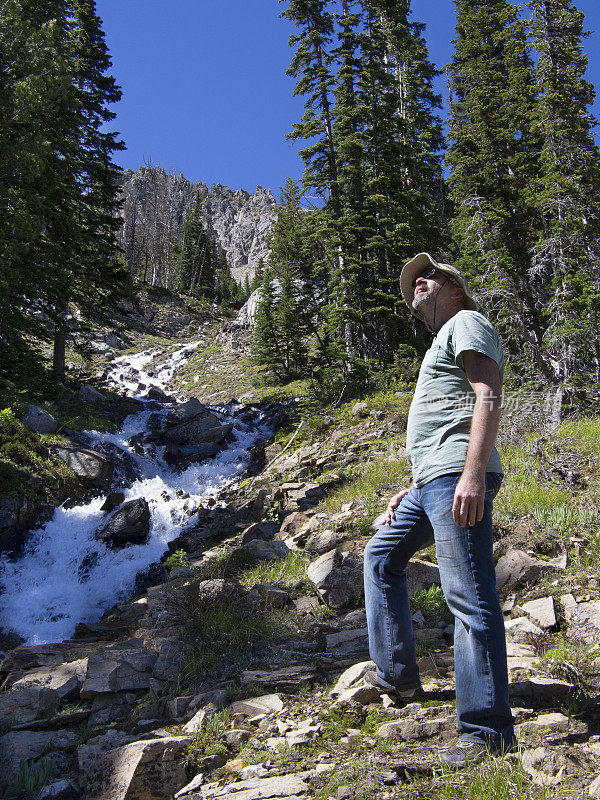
[446,309,499,337]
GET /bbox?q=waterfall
[0,341,272,646]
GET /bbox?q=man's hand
[452,471,486,527]
[384,487,411,524]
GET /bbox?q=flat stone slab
[196,772,311,799]
[0,730,79,778]
[229,694,284,717]
[522,597,556,628]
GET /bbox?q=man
[363,252,515,768]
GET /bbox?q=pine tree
[446,0,549,378]
[276,270,308,378]
[51,0,126,378]
[252,267,283,378]
[528,0,600,382]
[283,0,447,377]
[176,190,214,297]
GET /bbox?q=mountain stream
[0,341,276,647]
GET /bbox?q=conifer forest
[1,0,599,397]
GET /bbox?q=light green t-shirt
[406,310,504,488]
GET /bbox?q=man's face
[411,267,448,313]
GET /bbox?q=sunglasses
[412,266,444,288]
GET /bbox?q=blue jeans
[364,472,514,748]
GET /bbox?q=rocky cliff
[117,167,277,282]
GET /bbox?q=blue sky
[97,0,600,198]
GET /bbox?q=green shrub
[3,759,57,800]
[164,549,192,571]
[411,585,452,622]
[435,755,552,799]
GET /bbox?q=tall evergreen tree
[446,0,549,377]
[252,267,282,378]
[176,190,214,297]
[528,0,600,381]
[283,0,446,376]
[0,0,126,378]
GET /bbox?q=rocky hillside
[2,300,600,800]
[118,167,277,281]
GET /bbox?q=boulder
[239,539,290,562]
[81,643,157,698]
[164,442,221,468]
[0,730,78,778]
[78,385,106,404]
[167,398,207,425]
[49,443,113,489]
[100,492,126,513]
[163,411,226,445]
[304,529,347,555]
[521,597,556,629]
[21,404,59,434]
[229,693,284,716]
[78,730,138,773]
[82,736,190,800]
[153,638,188,681]
[97,498,150,547]
[0,658,87,724]
[406,558,441,596]
[146,385,173,403]
[330,661,374,697]
[495,549,556,590]
[196,772,310,799]
[241,521,279,544]
[307,549,363,609]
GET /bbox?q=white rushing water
[0,342,272,646]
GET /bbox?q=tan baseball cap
[400,252,477,316]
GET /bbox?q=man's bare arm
[452,350,502,527]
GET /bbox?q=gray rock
[304,529,346,555]
[163,411,228,445]
[78,385,106,404]
[330,661,374,697]
[35,778,79,800]
[97,498,150,547]
[167,398,207,425]
[407,558,441,596]
[0,730,78,778]
[81,644,157,698]
[307,549,363,609]
[521,597,556,629]
[49,443,113,489]
[509,677,573,702]
[146,385,173,403]
[495,549,556,590]
[351,403,369,417]
[153,638,188,681]
[77,730,137,772]
[196,771,310,799]
[516,712,570,737]
[229,694,284,717]
[241,521,279,544]
[82,736,191,800]
[240,539,290,562]
[21,404,59,434]
[0,658,87,724]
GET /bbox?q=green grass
[411,585,452,623]
[238,551,310,590]
[495,444,571,518]
[432,756,553,800]
[317,457,410,520]
[315,756,381,800]
[0,408,80,500]
[185,710,231,769]
[554,418,600,460]
[169,577,293,685]
[2,759,57,800]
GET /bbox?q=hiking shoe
[438,740,489,769]
[363,670,424,702]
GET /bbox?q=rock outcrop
[117,167,277,281]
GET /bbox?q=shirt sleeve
[451,311,504,374]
